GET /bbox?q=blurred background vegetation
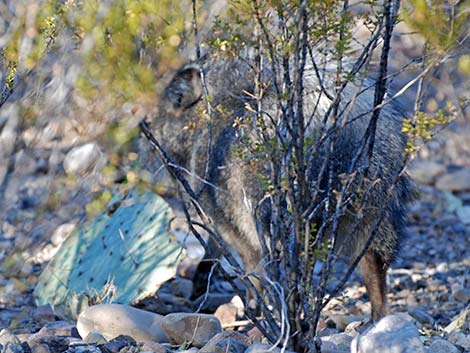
[0,0,468,249]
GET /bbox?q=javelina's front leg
[238,245,263,310]
[359,250,388,322]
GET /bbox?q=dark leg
[358,250,388,321]
[239,248,263,310]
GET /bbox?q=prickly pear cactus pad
[34,191,181,319]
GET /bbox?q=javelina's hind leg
[359,250,388,322]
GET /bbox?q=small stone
[344,321,366,337]
[169,277,193,299]
[453,288,470,303]
[37,321,79,337]
[326,315,360,332]
[73,346,101,353]
[31,306,56,324]
[407,308,435,326]
[452,284,470,303]
[247,327,263,343]
[138,342,167,353]
[428,339,459,353]
[319,340,339,351]
[98,335,136,353]
[199,331,250,353]
[456,206,470,225]
[26,335,70,353]
[448,331,470,350]
[84,332,107,344]
[409,161,445,185]
[0,329,21,345]
[214,303,238,326]
[322,333,354,351]
[3,342,24,353]
[29,343,51,353]
[162,313,222,347]
[230,296,244,318]
[351,314,425,353]
[453,223,466,233]
[14,150,37,175]
[63,142,105,176]
[77,304,167,343]
[436,168,470,192]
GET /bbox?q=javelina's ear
[165,66,202,109]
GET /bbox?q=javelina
[142,57,413,322]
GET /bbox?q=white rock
[76,304,168,343]
[351,314,425,353]
[63,142,104,176]
[230,295,245,318]
[51,223,76,246]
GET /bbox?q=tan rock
[76,304,167,343]
[214,303,238,326]
[161,313,222,348]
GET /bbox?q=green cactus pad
[34,191,181,319]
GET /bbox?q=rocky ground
[1,115,469,353]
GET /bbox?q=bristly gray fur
[141,55,415,319]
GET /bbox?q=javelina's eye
[165,66,203,109]
[182,94,202,109]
